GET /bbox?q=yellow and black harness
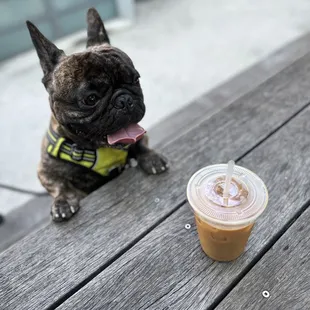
[46,127,129,177]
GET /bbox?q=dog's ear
[26,21,64,76]
[87,7,110,47]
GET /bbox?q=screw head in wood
[129,158,138,167]
[262,291,270,298]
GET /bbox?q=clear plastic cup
[187,164,268,261]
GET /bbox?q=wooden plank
[2,53,310,310]
[148,101,211,148]
[57,101,310,310]
[149,32,310,148]
[206,33,310,108]
[217,207,310,310]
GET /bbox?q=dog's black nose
[114,95,134,110]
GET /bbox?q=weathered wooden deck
[1,47,310,310]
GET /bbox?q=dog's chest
[41,135,129,193]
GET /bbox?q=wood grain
[57,103,310,309]
[218,207,310,310]
[2,52,310,310]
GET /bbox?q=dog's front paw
[138,151,168,175]
[51,198,80,222]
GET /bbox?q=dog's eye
[85,94,99,106]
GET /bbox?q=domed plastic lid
[187,164,268,227]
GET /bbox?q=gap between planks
[47,200,186,310]
[209,199,310,310]
[48,100,310,310]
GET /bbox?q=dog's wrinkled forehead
[53,46,136,93]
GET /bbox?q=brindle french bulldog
[26,8,168,222]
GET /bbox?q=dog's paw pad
[51,199,80,222]
[138,151,168,175]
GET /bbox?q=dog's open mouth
[107,124,146,145]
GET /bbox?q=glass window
[0,22,52,60]
[52,0,90,11]
[0,0,119,61]
[57,1,117,37]
[0,0,45,28]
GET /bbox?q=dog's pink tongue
[107,124,146,145]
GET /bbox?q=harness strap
[46,126,128,177]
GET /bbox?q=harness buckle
[70,144,84,161]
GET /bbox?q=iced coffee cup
[187,161,268,262]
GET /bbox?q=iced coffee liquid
[187,164,268,262]
[195,214,254,261]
